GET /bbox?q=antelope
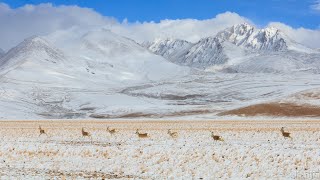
[107,127,116,135]
[38,126,47,137]
[280,127,292,139]
[81,128,91,138]
[168,129,178,138]
[211,132,224,142]
[136,129,148,138]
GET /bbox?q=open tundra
[0,120,320,179]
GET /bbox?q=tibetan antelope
[280,127,292,139]
[211,132,224,142]
[81,128,91,138]
[107,127,116,135]
[168,129,178,138]
[38,126,47,137]
[136,129,148,138]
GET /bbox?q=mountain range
[1,23,320,80]
[1,23,320,119]
[145,23,320,73]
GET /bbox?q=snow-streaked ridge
[145,38,193,59]
[179,37,228,69]
[145,37,228,69]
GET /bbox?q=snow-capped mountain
[146,23,320,72]
[0,36,68,82]
[0,28,190,119]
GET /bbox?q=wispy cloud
[311,0,320,11]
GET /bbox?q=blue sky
[0,0,319,29]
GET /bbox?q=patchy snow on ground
[0,120,320,179]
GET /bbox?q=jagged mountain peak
[230,23,255,35]
[216,23,287,51]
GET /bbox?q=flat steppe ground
[0,120,320,179]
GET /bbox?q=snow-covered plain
[2,71,320,119]
[0,120,320,179]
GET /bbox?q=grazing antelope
[81,128,91,138]
[211,132,224,142]
[38,126,47,137]
[280,127,292,139]
[168,129,178,138]
[136,129,148,138]
[107,127,116,135]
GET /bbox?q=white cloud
[110,12,251,43]
[0,3,116,50]
[0,3,319,51]
[311,0,320,11]
[268,22,320,49]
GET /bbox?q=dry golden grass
[218,103,320,117]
